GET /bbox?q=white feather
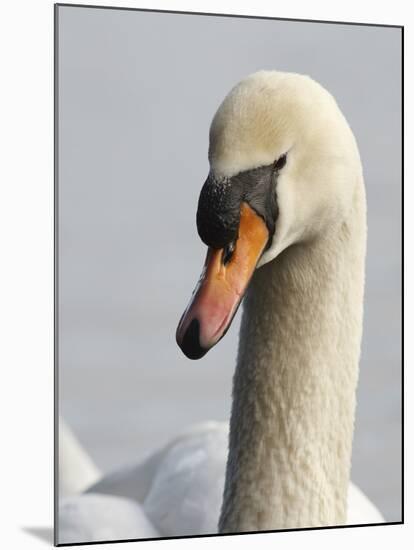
[59,493,159,544]
[59,421,383,541]
[59,417,101,496]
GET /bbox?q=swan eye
[222,240,236,265]
[274,154,287,171]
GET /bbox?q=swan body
[58,421,383,542]
[59,70,385,540]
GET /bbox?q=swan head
[176,71,362,360]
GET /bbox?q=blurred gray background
[57,6,402,522]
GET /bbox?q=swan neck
[219,190,366,532]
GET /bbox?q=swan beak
[176,203,269,359]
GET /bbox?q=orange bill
[176,202,269,359]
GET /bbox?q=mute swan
[58,71,385,542]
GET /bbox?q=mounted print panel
[55,4,403,545]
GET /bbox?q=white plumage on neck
[220,184,366,531]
